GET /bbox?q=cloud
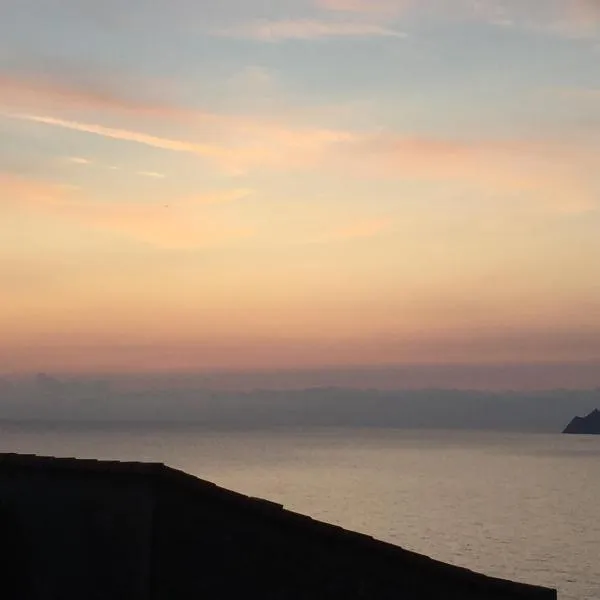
[0,69,358,173]
[315,0,408,15]
[214,19,405,40]
[466,0,600,37]
[0,73,185,118]
[137,171,166,178]
[3,107,356,174]
[568,0,600,24]
[560,86,600,99]
[184,188,253,206]
[62,156,168,179]
[7,112,234,160]
[316,0,600,36]
[0,173,75,208]
[336,133,599,214]
[69,204,254,250]
[5,107,596,216]
[1,171,255,249]
[3,73,596,217]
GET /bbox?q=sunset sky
[1,0,599,380]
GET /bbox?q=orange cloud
[74,205,254,250]
[1,173,255,249]
[0,173,75,208]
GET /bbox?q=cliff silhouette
[562,408,600,434]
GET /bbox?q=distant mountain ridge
[0,374,599,432]
[562,409,600,434]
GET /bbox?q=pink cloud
[1,74,358,173]
[315,0,408,15]
[214,19,405,40]
[336,133,599,214]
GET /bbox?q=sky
[1,0,599,383]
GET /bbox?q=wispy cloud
[68,203,254,250]
[8,112,233,160]
[0,173,75,208]
[2,172,255,250]
[315,0,408,15]
[3,72,597,217]
[338,133,599,214]
[137,171,166,179]
[214,19,405,41]
[559,86,600,99]
[4,112,259,175]
[0,74,185,117]
[5,108,596,215]
[66,156,92,165]
[183,188,253,206]
[62,156,168,179]
[3,107,356,174]
[0,70,360,170]
[316,0,600,36]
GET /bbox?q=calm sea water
[1,424,598,599]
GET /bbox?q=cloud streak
[316,0,600,35]
[316,0,408,15]
[5,108,597,215]
[3,102,358,173]
[215,19,405,40]
[0,173,75,208]
[0,74,185,117]
[8,112,234,161]
[1,172,255,249]
[0,71,359,174]
[337,133,599,214]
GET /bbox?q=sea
[1,423,598,599]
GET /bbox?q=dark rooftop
[0,453,557,600]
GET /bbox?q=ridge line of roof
[0,453,555,597]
